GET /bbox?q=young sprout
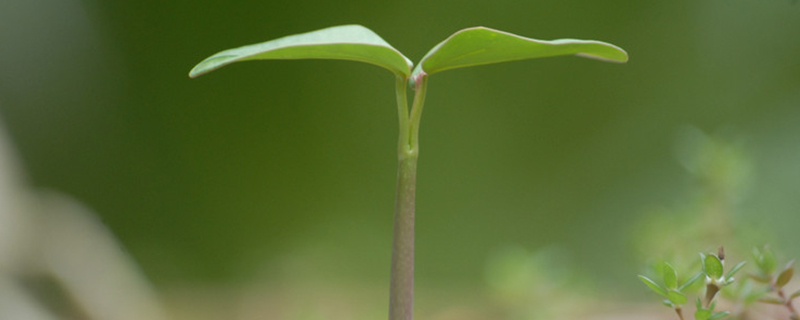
[752,246,800,320]
[639,262,701,320]
[694,298,730,320]
[191,25,628,320]
[640,247,744,320]
[701,249,746,307]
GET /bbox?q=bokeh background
[1,0,799,319]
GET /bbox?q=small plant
[751,246,800,320]
[190,25,627,320]
[639,247,746,320]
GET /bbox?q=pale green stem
[389,74,428,320]
[395,75,410,149]
[408,75,428,151]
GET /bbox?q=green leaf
[679,271,704,291]
[662,299,676,308]
[754,246,777,274]
[790,289,800,299]
[776,262,794,288]
[663,263,679,289]
[668,289,688,305]
[726,261,747,278]
[695,309,712,320]
[709,311,730,320]
[704,253,724,279]
[411,26,628,80]
[639,275,667,297]
[189,25,413,78]
[776,270,793,287]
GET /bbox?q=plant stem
[675,307,685,320]
[705,283,720,307]
[389,74,427,320]
[777,288,800,320]
[389,150,417,320]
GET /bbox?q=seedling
[190,24,627,320]
[639,248,745,320]
[751,246,800,320]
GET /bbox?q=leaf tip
[188,65,210,78]
[576,45,629,63]
[188,68,202,79]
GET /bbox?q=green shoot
[640,247,741,320]
[191,25,627,320]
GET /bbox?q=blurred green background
[1,0,799,318]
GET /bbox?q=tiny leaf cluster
[639,248,744,320]
[641,246,800,320]
[751,246,800,320]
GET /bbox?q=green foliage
[680,272,705,292]
[726,261,747,281]
[702,253,724,280]
[641,246,800,320]
[754,246,778,276]
[664,263,679,289]
[191,25,628,84]
[694,308,729,320]
[639,275,668,297]
[668,289,688,305]
[410,26,627,82]
[189,25,413,78]
[776,260,795,288]
[639,261,708,314]
[694,299,729,320]
[749,246,800,319]
[639,248,742,320]
[190,24,628,320]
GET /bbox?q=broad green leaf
[411,26,628,80]
[776,263,794,287]
[667,289,687,305]
[695,309,712,320]
[663,263,678,289]
[189,25,413,78]
[639,275,667,297]
[704,253,724,279]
